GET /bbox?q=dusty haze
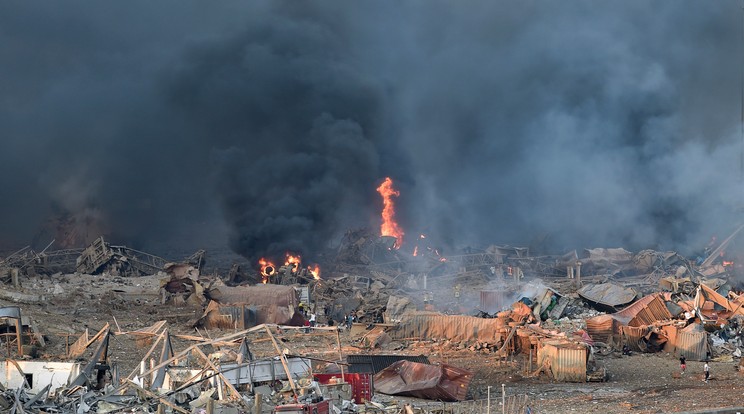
[1,1,743,261]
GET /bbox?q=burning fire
[723,261,734,267]
[259,258,276,284]
[413,234,426,257]
[412,234,446,261]
[309,264,321,280]
[285,253,302,273]
[376,177,404,249]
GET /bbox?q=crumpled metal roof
[578,283,637,308]
[373,361,472,401]
[614,293,672,326]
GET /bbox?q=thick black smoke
[1,1,743,262]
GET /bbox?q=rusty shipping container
[673,325,709,361]
[199,285,301,329]
[614,294,671,326]
[389,314,506,343]
[536,340,588,382]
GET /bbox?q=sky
[2,1,744,262]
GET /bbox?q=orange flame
[724,261,734,267]
[259,258,276,284]
[285,253,302,273]
[309,264,321,280]
[376,177,404,249]
[413,246,418,257]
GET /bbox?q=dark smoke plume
[1,1,743,262]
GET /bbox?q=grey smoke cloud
[0,1,742,261]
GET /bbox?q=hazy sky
[2,1,743,260]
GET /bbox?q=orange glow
[259,258,276,284]
[309,264,321,280]
[376,177,404,249]
[285,253,302,273]
[724,261,734,266]
[413,246,418,257]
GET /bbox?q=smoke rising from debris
[0,2,743,259]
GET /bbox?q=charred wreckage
[2,182,744,413]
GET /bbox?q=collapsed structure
[1,223,744,412]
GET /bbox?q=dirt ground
[5,273,744,414]
[444,352,744,413]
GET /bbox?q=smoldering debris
[4,226,744,412]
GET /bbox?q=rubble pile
[2,225,744,413]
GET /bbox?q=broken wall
[0,361,80,393]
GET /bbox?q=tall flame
[376,177,404,249]
[309,264,321,280]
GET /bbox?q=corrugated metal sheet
[536,341,587,382]
[629,296,672,326]
[673,326,709,361]
[620,326,647,352]
[201,300,299,329]
[621,325,669,352]
[373,361,472,401]
[661,325,678,353]
[212,305,257,329]
[614,294,671,326]
[389,314,506,343]
[347,354,430,374]
[587,294,673,350]
[585,314,616,344]
[480,291,507,313]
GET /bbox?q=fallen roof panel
[373,361,472,402]
[578,283,637,308]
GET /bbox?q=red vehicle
[274,399,330,414]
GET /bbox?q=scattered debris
[4,225,744,412]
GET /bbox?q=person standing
[309,312,316,327]
[704,361,710,383]
[679,355,686,375]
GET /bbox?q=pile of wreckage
[0,309,475,414]
[4,225,744,411]
[0,236,205,281]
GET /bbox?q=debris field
[2,227,744,413]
